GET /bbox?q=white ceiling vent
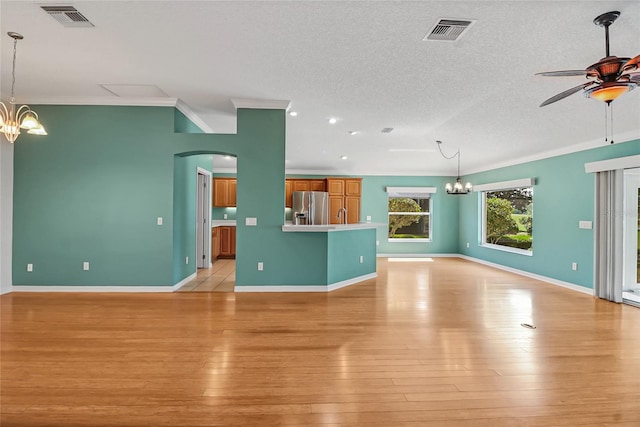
[424,18,475,42]
[41,6,94,28]
[381,128,394,134]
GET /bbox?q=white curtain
[594,170,624,302]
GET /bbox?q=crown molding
[463,130,640,176]
[175,99,215,133]
[19,96,180,107]
[230,98,291,110]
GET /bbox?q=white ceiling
[1,1,639,176]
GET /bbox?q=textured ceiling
[1,1,639,176]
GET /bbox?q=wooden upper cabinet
[345,179,362,196]
[212,178,236,207]
[285,179,326,207]
[285,180,293,208]
[228,180,237,207]
[309,180,326,191]
[292,180,311,192]
[326,178,345,195]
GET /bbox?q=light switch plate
[246,217,257,226]
[83,262,90,271]
[27,263,33,272]
[579,220,592,229]
[157,217,163,226]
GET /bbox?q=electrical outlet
[223,213,228,219]
[27,263,33,272]
[257,262,264,271]
[466,242,470,248]
[572,262,577,271]
[376,240,379,246]
[186,257,189,265]
[366,215,372,222]
[359,255,364,263]
[83,262,90,271]
[157,217,163,226]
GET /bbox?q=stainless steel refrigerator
[292,191,329,225]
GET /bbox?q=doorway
[622,168,640,306]
[196,168,212,269]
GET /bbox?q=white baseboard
[377,253,459,258]
[457,255,594,296]
[235,273,377,293]
[10,272,197,293]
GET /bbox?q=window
[476,179,534,255]
[387,187,435,242]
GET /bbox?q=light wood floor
[2,257,640,426]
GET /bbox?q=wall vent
[381,128,394,134]
[424,18,475,41]
[41,6,94,28]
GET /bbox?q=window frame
[476,179,534,256]
[386,187,436,243]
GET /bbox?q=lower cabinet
[217,226,236,259]
[211,227,221,261]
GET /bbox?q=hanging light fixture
[0,32,46,144]
[436,140,472,195]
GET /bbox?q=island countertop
[281,222,383,233]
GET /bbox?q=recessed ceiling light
[340,155,348,160]
[289,111,298,117]
[329,118,337,125]
[348,131,359,135]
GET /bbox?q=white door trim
[196,167,212,268]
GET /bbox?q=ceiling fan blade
[539,82,596,107]
[628,72,640,83]
[535,70,589,77]
[621,54,640,73]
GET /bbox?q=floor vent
[41,6,94,28]
[424,18,475,41]
[381,127,394,134]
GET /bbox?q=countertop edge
[282,223,383,233]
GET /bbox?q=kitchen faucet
[337,207,348,224]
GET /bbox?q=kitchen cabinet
[213,178,236,207]
[211,227,220,261]
[326,177,362,224]
[285,179,326,207]
[218,226,236,259]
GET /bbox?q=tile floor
[177,259,235,292]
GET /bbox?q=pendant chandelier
[436,140,472,195]
[0,32,46,144]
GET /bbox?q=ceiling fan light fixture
[586,82,636,103]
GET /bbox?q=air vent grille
[381,128,394,134]
[41,6,94,28]
[424,18,475,41]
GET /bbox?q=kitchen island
[235,222,380,292]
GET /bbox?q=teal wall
[173,154,213,283]
[458,139,640,289]
[174,109,204,134]
[12,106,177,286]
[360,175,460,254]
[327,229,376,284]
[12,105,287,287]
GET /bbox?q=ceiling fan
[537,11,640,107]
